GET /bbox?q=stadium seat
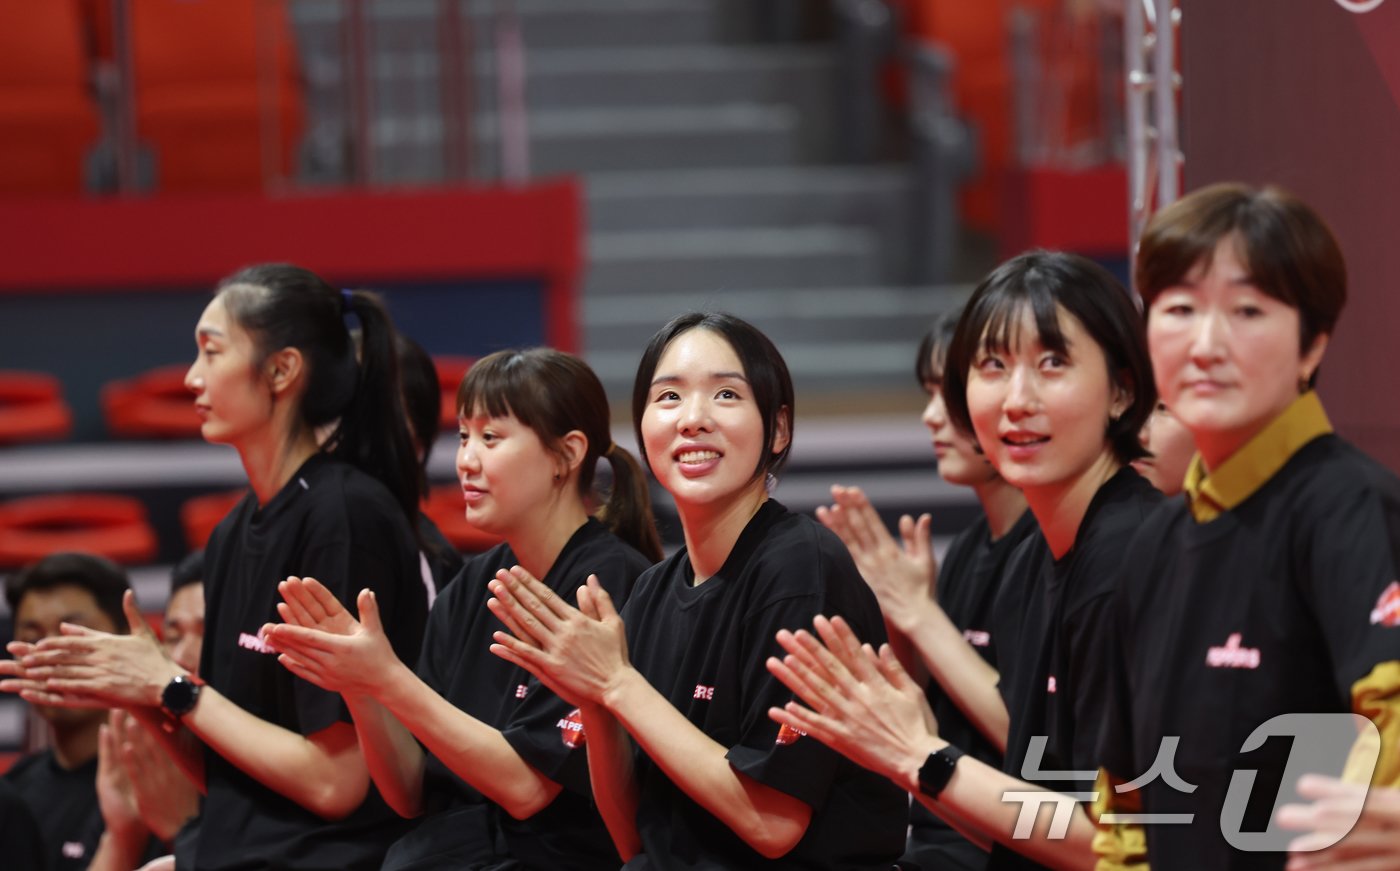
[0,0,99,195]
[0,493,158,568]
[101,364,201,439]
[0,372,74,445]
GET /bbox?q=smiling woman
[262,346,660,871]
[766,253,1164,871]
[487,312,908,870]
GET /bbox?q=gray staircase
[287,0,979,404]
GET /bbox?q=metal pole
[438,0,471,181]
[344,0,373,186]
[1152,0,1179,206]
[112,0,139,194]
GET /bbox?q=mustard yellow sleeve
[1090,768,1149,871]
[1347,660,1400,786]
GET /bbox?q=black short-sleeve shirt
[907,508,1037,868]
[0,775,44,871]
[196,454,428,871]
[393,518,652,871]
[990,468,1161,871]
[617,500,908,870]
[3,750,101,871]
[1098,436,1400,871]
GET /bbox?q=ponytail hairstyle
[457,348,663,563]
[214,264,422,523]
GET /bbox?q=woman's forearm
[368,663,561,819]
[603,668,812,859]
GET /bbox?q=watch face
[162,676,199,717]
[918,749,960,797]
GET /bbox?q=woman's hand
[117,711,200,841]
[2,591,181,710]
[766,615,941,789]
[817,485,937,633]
[487,567,630,709]
[260,577,400,698]
[96,711,145,842]
[1279,775,1400,870]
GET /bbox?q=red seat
[0,493,158,568]
[0,0,99,195]
[434,356,476,429]
[422,484,503,554]
[180,489,247,551]
[0,371,73,444]
[101,364,201,439]
[86,0,304,191]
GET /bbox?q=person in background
[3,552,145,871]
[394,332,465,598]
[89,551,206,871]
[1131,400,1195,497]
[817,307,1034,871]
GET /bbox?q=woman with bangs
[486,312,908,870]
[260,347,663,870]
[764,251,1163,871]
[817,308,1035,871]
[1094,183,1400,871]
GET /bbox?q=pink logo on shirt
[238,630,275,655]
[1206,633,1261,669]
[1370,581,1400,627]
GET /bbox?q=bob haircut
[1136,182,1347,367]
[943,250,1155,466]
[632,312,795,481]
[914,307,964,387]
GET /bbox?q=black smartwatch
[160,675,203,720]
[917,745,965,798]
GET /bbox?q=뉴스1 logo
[1370,581,1400,627]
[1333,0,1386,12]
[557,708,586,748]
[775,723,805,746]
[1206,633,1261,669]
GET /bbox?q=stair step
[585,166,912,233]
[585,226,884,296]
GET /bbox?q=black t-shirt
[907,508,1037,866]
[1099,435,1400,871]
[196,453,428,871]
[617,500,908,871]
[990,468,1161,871]
[391,518,652,871]
[0,775,44,871]
[3,750,101,871]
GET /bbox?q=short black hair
[632,312,795,480]
[943,250,1155,465]
[5,552,132,632]
[170,550,204,599]
[914,306,964,386]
